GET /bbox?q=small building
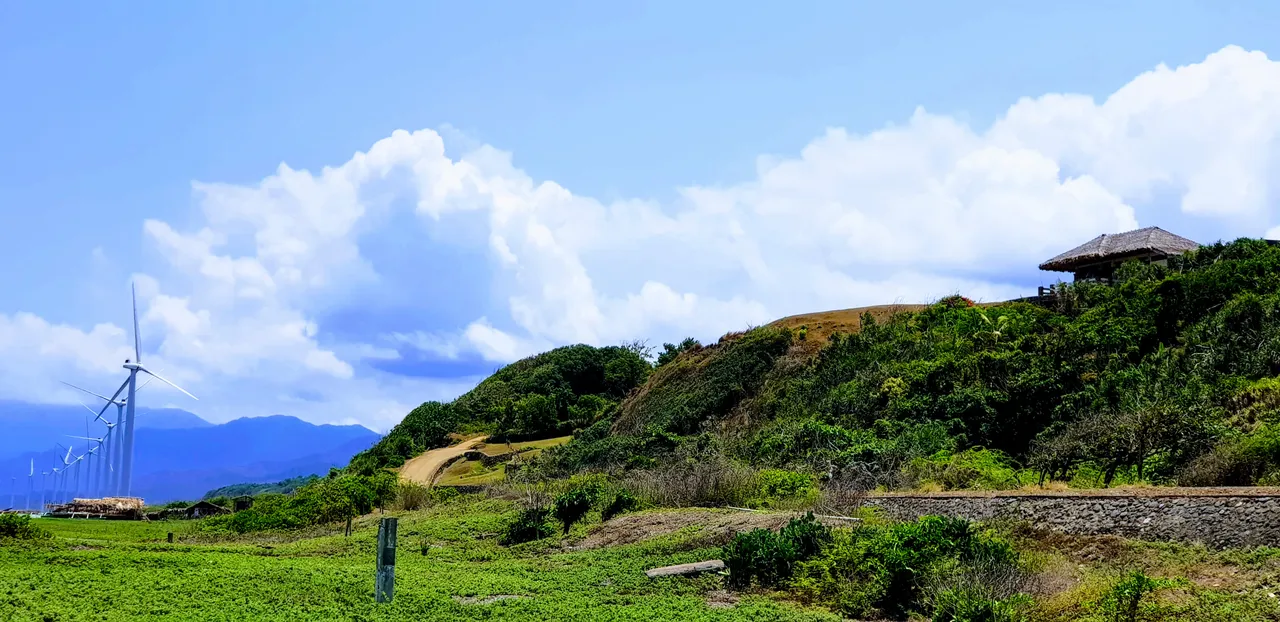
[233,496,254,512]
[1039,226,1200,283]
[184,500,230,519]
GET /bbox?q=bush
[201,472,399,534]
[724,528,799,589]
[791,516,1022,619]
[752,469,818,508]
[930,588,1032,622]
[0,514,50,541]
[723,512,831,589]
[396,481,432,511]
[623,454,759,508]
[499,506,556,545]
[552,489,593,533]
[1092,571,1186,622]
[600,489,640,522]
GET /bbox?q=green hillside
[348,344,651,475]
[534,238,1280,490]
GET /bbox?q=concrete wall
[862,493,1280,548]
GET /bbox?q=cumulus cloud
[9,45,1280,430]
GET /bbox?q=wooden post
[345,516,353,537]
[375,517,398,603]
[167,532,174,544]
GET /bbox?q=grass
[437,436,576,486]
[0,497,837,622]
[437,461,507,486]
[476,436,574,458]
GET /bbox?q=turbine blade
[132,282,142,364]
[60,381,115,405]
[138,366,197,401]
[96,379,130,422]
[67,436,99,441]
[135,377,153,394]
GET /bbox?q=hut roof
[1039,227,1199,272]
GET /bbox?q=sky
[4,1,1280,430]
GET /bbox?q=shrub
[0,514,50,541]
[723,513,831,589]
[1092,571,1186,622]
[499,506,555,545]
[930,588,1032,622]
[623,455,759,508]
[600,489,640,522]
[752,469,818,508]
[552,489,593,533]
[779,512,831,560]
[791,516,1022,619]
[723,528,798,589]
[396,481,432,511]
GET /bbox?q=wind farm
[3,285,196,517]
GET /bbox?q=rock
[645,560,726,579]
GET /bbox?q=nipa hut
[1039,226,1200,283]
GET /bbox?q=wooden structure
[375,517,398,603]
[184,500,230,519]
[1039,227,1199,283]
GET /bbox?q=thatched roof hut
[1039,226,1199,282]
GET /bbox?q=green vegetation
[349,344,651,474]
[203,474,322,499]
[201,471,397,534]
[531,239,1280,491]
[0,513,50,541]
[1,500,841,621]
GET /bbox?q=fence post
[375,517,398,603]
[345,516,352,537]
[167,532,174,544]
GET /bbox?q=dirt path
[399,436,488,486]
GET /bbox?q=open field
[0,500,836,622]
[7,495,1280,620]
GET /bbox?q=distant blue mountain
[0,402,381,506]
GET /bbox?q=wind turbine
[39,469,48,512]
[69,431,107,498]
[63,379,147,496]
[55,444,72,504]
[26,459,33,513]
[89,284,197,498]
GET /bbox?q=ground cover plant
[1,498,842,622]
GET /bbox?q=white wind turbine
[25,459,33,513]
[63,383,143,496]
[68,429,108,498]
[89,284,197,498]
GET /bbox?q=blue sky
[4,1,1280,429]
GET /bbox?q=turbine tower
[26,459,33,513]
[89,284,196,498]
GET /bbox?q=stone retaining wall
[863,493,1280,548]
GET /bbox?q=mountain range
[0,401,381,505]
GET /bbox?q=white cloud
[9,45,1280,430]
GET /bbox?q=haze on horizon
[4,2,1280,431]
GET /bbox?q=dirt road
[399,436,488,486]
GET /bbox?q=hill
[528,238,1280,491]
[346,344,651,475]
